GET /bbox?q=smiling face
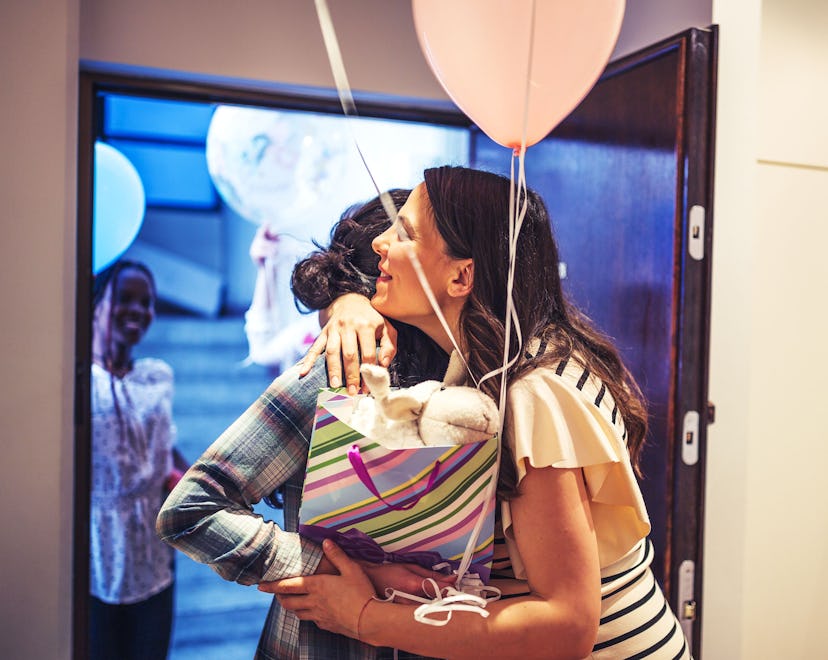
[371,184,472,350]
[93,266,156,362]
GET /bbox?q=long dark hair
[423,166,648,498]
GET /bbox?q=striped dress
[495,357,691,659]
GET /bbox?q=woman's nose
[372,226,392,255]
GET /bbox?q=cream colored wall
[0,1,78,659]
[708,0,828,657]
[749,0,827,656]
[706,2,761,656]
[744,165,828,657]
[758,0,828,168]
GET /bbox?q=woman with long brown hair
[269,167,690,659]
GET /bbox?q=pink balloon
[413,0,625,149]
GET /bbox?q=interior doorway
[75,75,472,659]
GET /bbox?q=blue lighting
[102,96,218,209]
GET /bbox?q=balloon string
[314,0,475,384]
[463,0,535,585]
[315,0,483,595]
[463,152,528,584]
[315,0,533,595]
[519,0,538,153]
[313,0,398,224]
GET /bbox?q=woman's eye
[395,221,411,241]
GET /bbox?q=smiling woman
[89,260,188,660]
[370,184,472,347]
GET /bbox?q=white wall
[1,1,734,657]
[710,0,828,658]
[708,0,828,657]
[705,2,762,656]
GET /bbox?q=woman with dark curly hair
[157,191,450,659]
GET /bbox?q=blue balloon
[93,142,146,274]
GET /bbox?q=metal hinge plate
[678,559,696,646]
[688,205,705,260]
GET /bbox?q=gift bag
[299,389,498,581]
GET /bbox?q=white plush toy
[348,361,500,449]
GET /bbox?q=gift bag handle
[347,444,441,511]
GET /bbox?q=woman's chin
[370,295,388,315]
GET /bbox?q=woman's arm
[156,359,329,585]
[299,293,398,394]
[270,464,601,659]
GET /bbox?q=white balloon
[205,106,350,240]
[93,142,146,274]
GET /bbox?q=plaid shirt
[157,358,436,659]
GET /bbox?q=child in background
[90,259,187,660]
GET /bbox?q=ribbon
[347,444,441,511]
[299,524,502,629]
[377,577,502,628]
[299,526,446,571]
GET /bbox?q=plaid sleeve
[157,360,326,584]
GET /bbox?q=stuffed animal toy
[349,362,500,449]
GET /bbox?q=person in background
[243,226,319,373]
[268,167,691,659]
[90,259,188,660]
[157,192,451,659]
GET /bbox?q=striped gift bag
[299,389,498,581]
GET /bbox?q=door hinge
[682,411,700,466]
[688,205,705,260]
[678,559,696,646]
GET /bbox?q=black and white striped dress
[495,357,691,659]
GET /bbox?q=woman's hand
[358,560,454,603]
[298,293,397,394]
[260,539,376,639]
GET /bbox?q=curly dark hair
[291,190,448,387]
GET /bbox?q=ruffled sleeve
[500,367,650,577]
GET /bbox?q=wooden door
[472,27,717,655]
